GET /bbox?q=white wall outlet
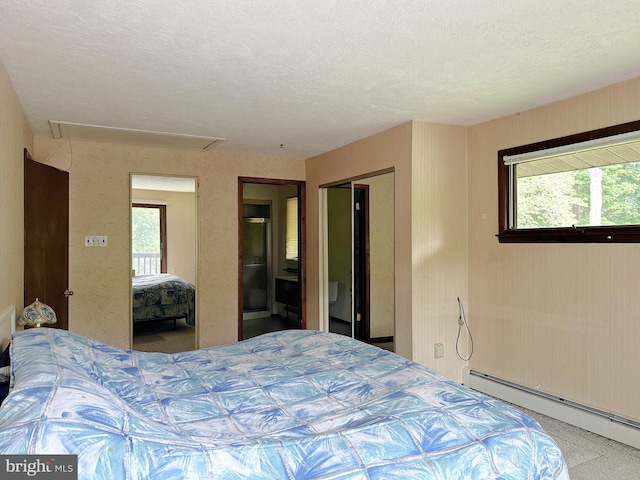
[85,235,108,246]
[434,343,444,359]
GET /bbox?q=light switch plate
[85,235,108,246]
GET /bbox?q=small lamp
[18,298,57,328]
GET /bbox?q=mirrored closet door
[323,171,395,352]
[130,174,198,353]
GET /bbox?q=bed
[0,328,569,479]
[132,273,195,327]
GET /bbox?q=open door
[24,149,70,329]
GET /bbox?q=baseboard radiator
[462,367,640,450]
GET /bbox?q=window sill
[497,226,640,243]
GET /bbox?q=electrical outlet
[85,235,108,246]
[434,343,444,359]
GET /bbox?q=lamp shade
[18,298,57,328]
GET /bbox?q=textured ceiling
[1,1,640,159]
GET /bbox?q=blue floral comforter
[0,328,568,479]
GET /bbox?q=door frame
[353,184,370,342]
[237,177,306,340]
[129,173,198,351]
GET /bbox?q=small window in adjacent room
[285,196,299,261]
[132,204,167,274]
[498,120,640,243]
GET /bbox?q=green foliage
[517,162,640,228]
[600,163,640,225]
[132,207,160,253]
[516,171,585,228]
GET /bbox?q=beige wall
[467,77,640,420]
[34,136,305,349]
[0,61,33,318]
[411,122,468,380]
[131,188,197,285]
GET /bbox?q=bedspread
[0,328,569,479]
[132,273,195,326]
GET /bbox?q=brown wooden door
[24,150,69,330]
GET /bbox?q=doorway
[130,174,198,353]
[238,178,306,340]
[242,201,272,317]
[322,171,395,351]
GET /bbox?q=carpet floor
[522,407,640,479]
[132,318,195,353]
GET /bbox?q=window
[498,120,640,243]
[132,204,167,274]
[285,196,299,261]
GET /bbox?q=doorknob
[64,290,74,297]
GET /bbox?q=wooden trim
[237,178,244,342]
[298,182,307,330]
[354,184,371,342]
[498,226,640,243]
[319,167,394,189]
[239,176,300,186]
[498,119,640,243]
[159,205,167,272]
